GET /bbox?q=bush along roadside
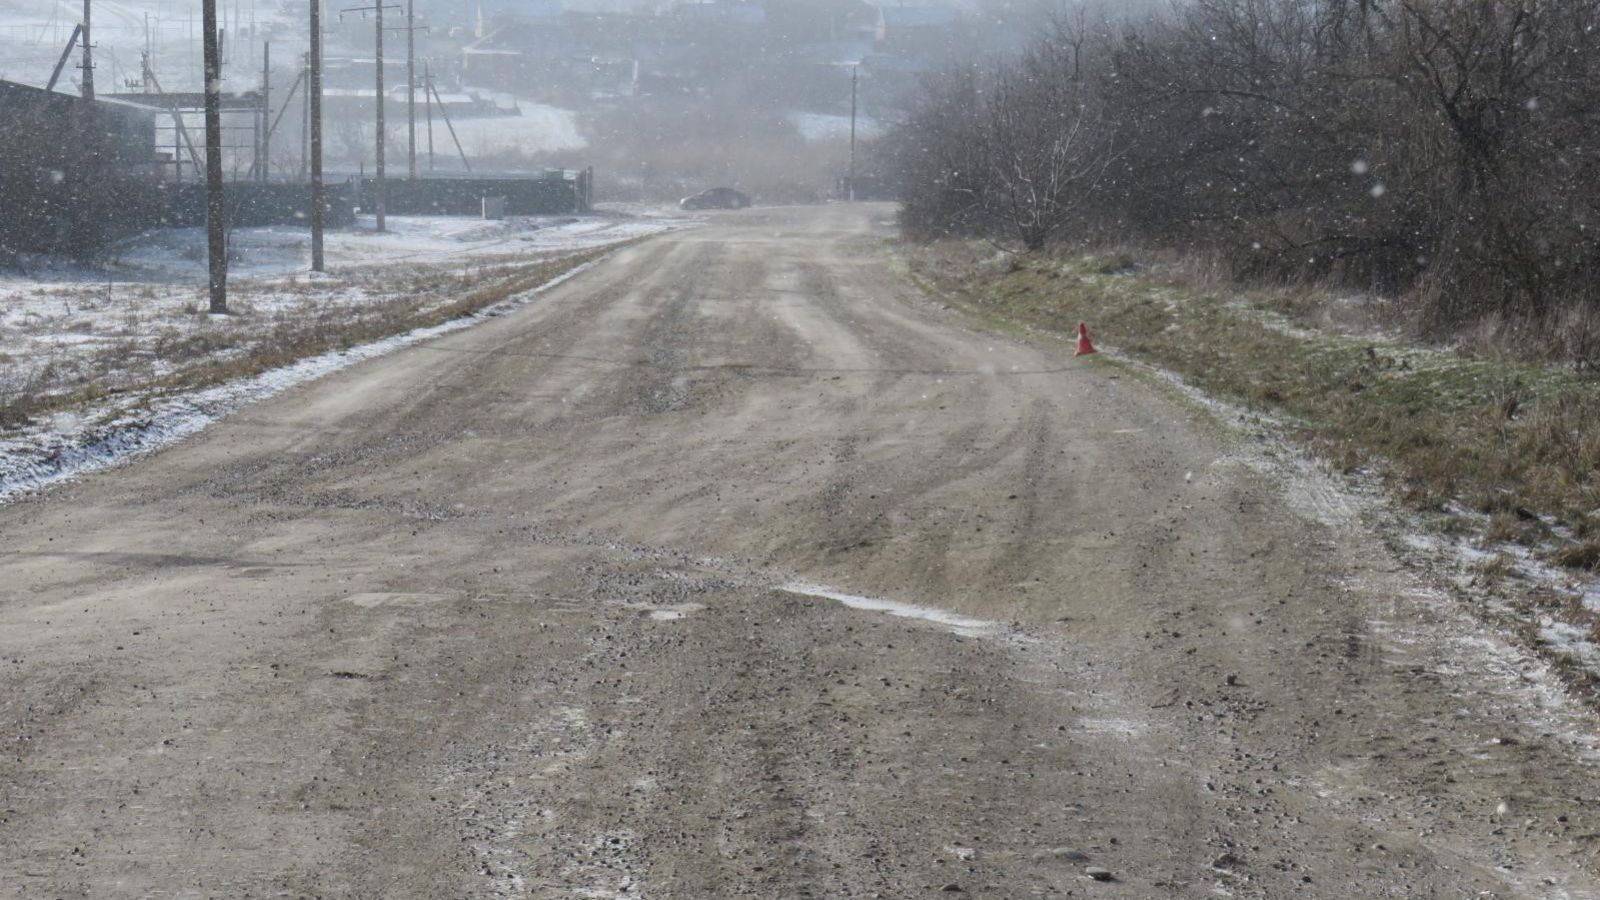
[901,240,1600,699]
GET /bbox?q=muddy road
[2,205,1597,898]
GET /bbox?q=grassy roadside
[0,249,610,433]
[900,239,1600,679]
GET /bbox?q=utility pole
[142,56,204,176]
[80,0,94,100]
[848,64,857,202]
[406,0,416,179]
[380,5,428,179]
[203,0,228,313]
[310,0,325,271]
[343,2,400,231]
[252,67,306,182]
[428,75,471,172]
[47,25,83,93]
[424,60,434,172]
[259,41,270,182]
[301,52,309,182]
[375,2,386,230]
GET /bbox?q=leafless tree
[981,38,1115,250]
[892,0,1600,351]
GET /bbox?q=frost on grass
[0,219,637,503]
[0,214,683,428]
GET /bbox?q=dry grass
[1548,541,1600,573]
[140,253,604,399]
[1472,553,1518,585]
[0,250,606,431]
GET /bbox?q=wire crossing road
[2,205,1596,898]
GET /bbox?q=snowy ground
[104,212,681,280]
[0,256,603,504]
[0,0,296,94]
[0,2,588,169]
[0,209,690,500]
[453,95,589,156]
[2,212,687,377]
[789,112,887,143]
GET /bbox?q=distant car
[680,187,751,210]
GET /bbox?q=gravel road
[2,204,1598,898]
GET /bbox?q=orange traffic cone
[1075,322,1098,357]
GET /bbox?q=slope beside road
[1,204,1597,898]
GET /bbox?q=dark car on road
[680,187,751,210]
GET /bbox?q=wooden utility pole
[80,0,94,100]
[203,0,228,312]
[310,0,325,271]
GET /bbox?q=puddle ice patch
[780,582,1000,636]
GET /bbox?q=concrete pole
[407,0,417,180]
[203,0,229,312]
[260,41,270,182]
[425,61,435,172]
[374,1,387,231]
[849,64,857,203]
[310,0,325,271]
[301,53,309,182]
[81,0,94,100]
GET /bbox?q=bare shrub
[890,0,1600,356]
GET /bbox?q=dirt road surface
[3,205,1598,898]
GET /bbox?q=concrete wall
[1,179,357,259]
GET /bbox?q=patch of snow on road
[1077,717,1149,737]
[781,582,1000,636]
[646,603,704,621]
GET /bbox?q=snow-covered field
[0,0,296,93]
[451,99,589,156]
[105,212,678,280]
[790,112,887,144]
[0,255,604,504]
[0,1,589,164]
[3,212,685,369]
[0,209,689,500]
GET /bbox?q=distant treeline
[886,0,1600,350]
